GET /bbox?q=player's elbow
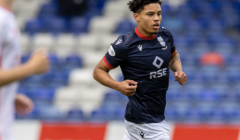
[93,67,98,81]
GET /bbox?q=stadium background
[10,0,240,139]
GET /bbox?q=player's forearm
[93,68,119,90]
[0,63,34,86]
[169,52,182,72]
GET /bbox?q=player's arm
[93,59,137,96]
[169,50,187,85]
[15,94,34,116]
[0,49,49,87]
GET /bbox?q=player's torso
[120,32,172,90]
[0,6,21,140]
[0,7,21,69]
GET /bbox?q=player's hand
[27,48,50,74]
[174,71,187,85]
[116,80,138,96]
[15,94,34,116]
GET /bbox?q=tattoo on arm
[169,54,180,70]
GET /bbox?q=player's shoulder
[158,26,173,37]
[0,8,11,26]
[112,30,135,49]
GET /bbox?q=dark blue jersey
[104,27,176,123]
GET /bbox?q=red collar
[0,4,12,13]
[135,27,156,40]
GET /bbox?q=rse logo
[150,68,168,79]
[150,56,167,79]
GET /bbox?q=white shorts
[122,119,170,140]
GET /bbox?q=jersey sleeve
[162,27,176,54]
[104,35,127,69]
[0,19,9,47]
[170,35,176,54]
[0,20,5,46]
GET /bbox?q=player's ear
[133,13,140,22]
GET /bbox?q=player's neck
[0,0,13,11]
[137,26,155,37]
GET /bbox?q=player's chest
[126,37,171,70]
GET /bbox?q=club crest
[157,36,166,47]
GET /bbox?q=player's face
[134,3,162,36]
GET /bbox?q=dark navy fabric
[104,27,176,123]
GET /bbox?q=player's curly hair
[128,0,163,13]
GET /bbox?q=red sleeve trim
[171,48,176,54]
[103,56,115,69]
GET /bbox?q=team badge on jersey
[108,45,115,56]
[157,36,166,47]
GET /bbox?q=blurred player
[93,0,187,139]
[0,0,49,140]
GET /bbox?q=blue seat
[115,20,135,34]
[38,3,57,17]
[38,105,64,120]
[174,36,188,47]
[48,17,66,35]
[227,55,240,65]
[104,92,120,102]
[40,17,66,35]
[208,107,224,122]
[207,20,225,32]
[211,83,230,97]
[161,18,183,32]
[64,55,83,69]
[69,18,88,35]
[185,107,203,122]
[31,87,56,103]
[200,66,221,81]
[185,83,204,100]
[83,9,102,19]
[220,103,238,122]
[89,108,112,121]
[103,90,127,105]
[195,2,216,13]
[67,108,84,121]
[49,54,60,64]
[181,53,200,66]
[172,103,190,121]
[182,66,197,81]
[226,66,240,82]
[233,86,240,100]
[44,71,69,87]
[176,5,192,20]
[184,20,202,31]
[24,19,42,36]
[167,82,185,100]
[196,103,215,121]
[199,89,220,101]
[210,1,223,12]
[112,107,125,121]
[165,106,179,121]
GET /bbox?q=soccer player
[0,0,49,140]
[93,0,187,139]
